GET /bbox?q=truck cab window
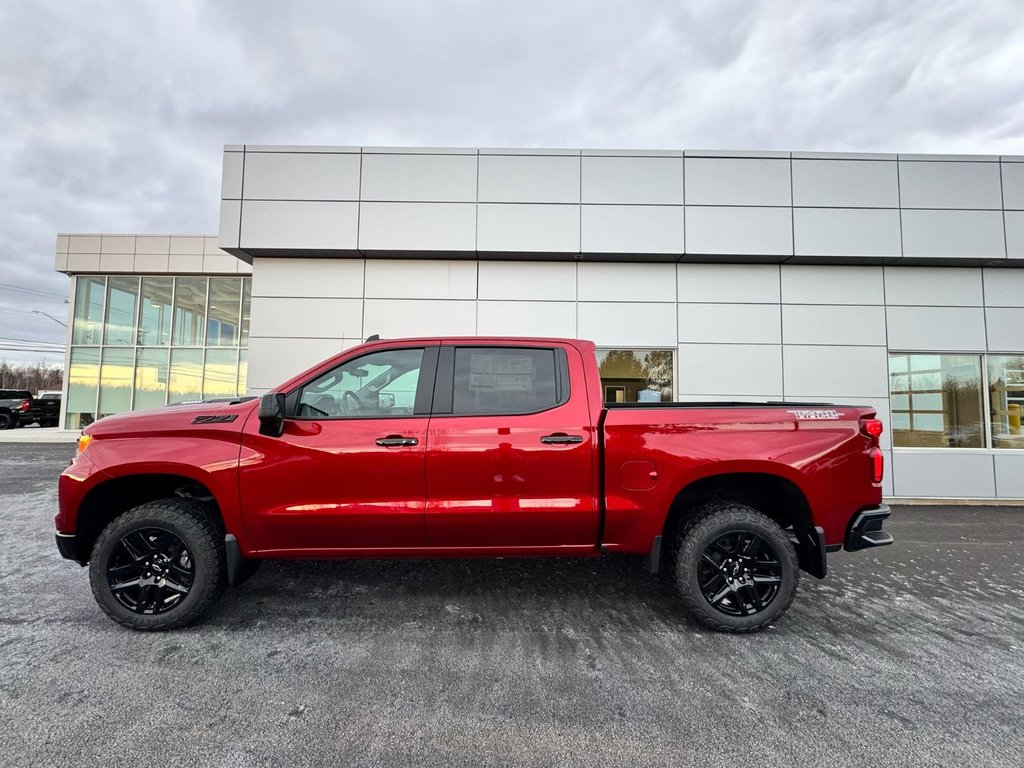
[451,347,560,415]
[297,348,424,419]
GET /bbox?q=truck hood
[83,397,259,438]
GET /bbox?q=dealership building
[54,144,1024,500]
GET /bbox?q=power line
[0,282,67,300]
[0,336,66,346]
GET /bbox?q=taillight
[861,417,884,484]
[862,418,883,440]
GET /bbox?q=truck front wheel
[88,499,227,630]
[672,501,799,633]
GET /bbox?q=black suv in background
[0,390,33,430]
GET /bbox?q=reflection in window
[452,347,558,415]
[169,349,203,404]
[98,347,135,415]
[238,349,248,395]
[889,354,984,448]
[203,349,239,399]
[172,278,207,346]
[298,348,424,418]
[72,276,105,345]
[138,277,173,346]
[134,348,169,411]
[240,278,251,345]
[67,274,250,423]
[67,347,100,428]
[988,355,1024,449]
[103,277,138,345]
[597,349,673,403]
[207,278,241,346]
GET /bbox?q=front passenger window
[297,348,424,419]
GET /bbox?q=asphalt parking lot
[2,444,1023,767]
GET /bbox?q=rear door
[424,343,598,547]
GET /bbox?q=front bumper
[844,504,893,551]
[55,532,81,563]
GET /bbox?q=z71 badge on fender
[191,414,238,424]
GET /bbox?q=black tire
[88,499,226,631]
[0,413,13,430]
[672,501,798,633]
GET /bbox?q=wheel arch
[658,470,826,578]
[74,472,225,565]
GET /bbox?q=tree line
[0,361,63,393]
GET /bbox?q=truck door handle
[540,433,584,445]
[375,435,419,447]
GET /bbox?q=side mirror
[258,393,286,437]
[378,392,395,410]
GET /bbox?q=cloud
[0,0,1022,362]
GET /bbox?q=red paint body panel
[238,412,430,550]
[600,406,881,552]
[425,344,598,547]
[58,336,883,566]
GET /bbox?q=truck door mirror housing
[258,393,287,437]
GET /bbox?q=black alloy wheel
[671,501,799,633]
[697,530,783,617]
[106,528,195,615]
[89,498,227,630]
[0,413,13,430]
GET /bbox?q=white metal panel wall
[245,257,1024,499]
[219,146,1024,267]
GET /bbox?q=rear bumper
[844,504,893,551]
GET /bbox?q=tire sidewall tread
[88,498,226,631]
[672,501,799,634]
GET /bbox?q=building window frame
[595,347,676,404]
[888,350,1024,452]
[65,274,251,429]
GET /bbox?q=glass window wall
[889,354,984,448]
[98,348,135,416]
[67,347,100,429]
[103,277,138,345]
[596,348,674,403]
[169,349,204,404]
[133,348,170,412]
[207,278,242,346]
[172,277,207,346]
[138,277,173,346]
[65,275,251,427]
[72,277,105,345]
[988,355,1024,449]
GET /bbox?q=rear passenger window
[451,347,561,415]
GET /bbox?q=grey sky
[1,0,1022,364]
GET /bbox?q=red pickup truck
[56,336,891,633]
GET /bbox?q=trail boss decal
[787,409,844,420]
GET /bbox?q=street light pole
[31,309,67,328]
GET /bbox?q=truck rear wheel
[672,501,798,633]
[88,499,226,631]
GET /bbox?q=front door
[239,346,436,553]
[425,345,598,548]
